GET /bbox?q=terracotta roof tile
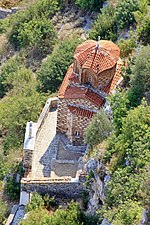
[69,72,80,84]
[74,40,120,74]
[62,85,104,107]
[58,64,73,98]
[68,105,95,118]
[99,60,123,94]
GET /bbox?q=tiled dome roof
[74,40,120,74]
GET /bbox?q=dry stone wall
[0,7,19,19]
[21,180,86,199]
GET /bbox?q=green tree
[90,5,118,41]
[0,55,24,98]
[21,201,99,225]
[75,0,106,10]
[134,0,150,45]
[103,104,150,224]
[8,0,58,54]
[128,45,150,107]
[115,0,139,29]
[110,91,129,135]
[37,37,81,93]
[84,109,112,148]
[0,67,45,154]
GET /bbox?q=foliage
[8,0,58,54]
[5,175,20,199]
[90,5,117,41]
[104,200,143,225]
[134,0,150,45]
[37,37,81,93]
[128,45,150,107]
[0,55,24,98]
[26,193,44,212]
[21,200,99,225]
[109,91,129,135]
[0,66,45,154]
[0,18,9,34]
[9,16,56,54]
[117,37,136,58]
[115,0,139,29]
[103,104,150,224]
[84,109,112,148]
[0,200,7,224]
[75,0,106,10]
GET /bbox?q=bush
[8,0,58,54]
[117,38,136,58]
[0,55,23,98]
[6,176,20,199]
[37,37,81,93]
[128,45,150,107]
[26,193,44,212]
[90,5,118,41]
[0,200,7,224]
[21,201,99,225]
[115,0,139,29]
[9,16,56,54]
[84,109,112,148]
[134,0,150,45]
[75,0,106,10]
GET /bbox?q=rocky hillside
[0,0,149,224]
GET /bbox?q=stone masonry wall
[71,114,91,145]
[21,181,86,199]
[23,149,33,176]
[57,98,99,134]
[0,7,19,19]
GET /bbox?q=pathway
[32,109,58,178]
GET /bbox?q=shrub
[26,193,44,212]
[117,38,136,58]
[84,109,112,148]
[8,0,58,53]
[0,200,7,224]
[90,5,118,41]
[9,16,56,54]
[37,37,81,93]
[6,176,20,199]
[0,55,23,98]
[115,0,139,29]
[128,45,150,107]
[75,0,106,10]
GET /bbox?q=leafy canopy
[37,37,81,93]
[84,109,112,148]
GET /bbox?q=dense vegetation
[0,0,149,224]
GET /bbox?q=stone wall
[21,179,86,199]
[0,7,19,19]
[57,98,98,135]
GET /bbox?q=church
[56,39,123,145]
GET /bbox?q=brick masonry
[56,98,99,145]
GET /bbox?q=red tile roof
[74,40,120,74]
[63,85,104,107]
[69,72,80,84]
[57,40,123,109]
[58,64,73,98]
[68,105,96,118]
[98,60,123,94]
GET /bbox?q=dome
[74,40,120,75]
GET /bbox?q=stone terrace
[28,98,84,180]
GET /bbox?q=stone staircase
[59,134,87,153]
